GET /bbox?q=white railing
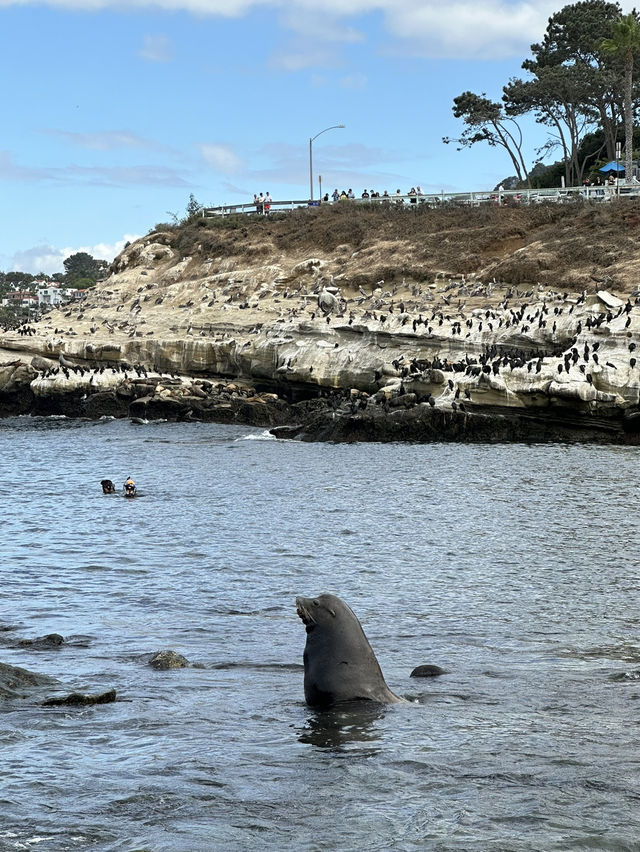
[202,184,640,218]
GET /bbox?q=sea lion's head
[295,593,405,707]
[295,594,338,631]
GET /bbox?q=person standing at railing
[332,189,339,202]
[408,187,417,203]
[256,193,264,214]
[395,189,403,204]
[362,189,370,199]
[264,192,272,214]
[347,188,354,199]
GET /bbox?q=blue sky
[0,0,630,274]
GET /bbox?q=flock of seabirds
[2,263,640,421]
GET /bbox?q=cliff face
[2,202,640,442]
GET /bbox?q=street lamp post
[309,124,345,202]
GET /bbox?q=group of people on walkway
[582,175,615,187]
[253,192,272,214]
[248,186,428,210]
[327,187,425,203]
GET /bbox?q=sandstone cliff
[2,201,640,442]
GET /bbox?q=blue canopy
[599,161,625,172]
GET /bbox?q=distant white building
[37,286,66,307]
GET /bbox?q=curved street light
[309,124,345,202]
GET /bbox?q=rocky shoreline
[3,205,640,443]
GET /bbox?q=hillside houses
[1,283,86,312]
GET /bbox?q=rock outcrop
[3,203,640,443]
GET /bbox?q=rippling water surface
[1,416,639,851]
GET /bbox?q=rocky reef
[3,203,640,443]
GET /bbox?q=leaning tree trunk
[625,49,634,182]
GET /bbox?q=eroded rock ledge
[3,205,640,443]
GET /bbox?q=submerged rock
[41,688,117,707]
[14,633,65,650]
[609,669,640,682]
[148,650,190,670]
[0,661,57,698]
[0,660,116,707]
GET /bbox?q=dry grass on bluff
[146,199,640,294]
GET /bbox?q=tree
[525,1,625,160]
[185,193,202,218]
[63,252,101,285]
[504,64,604,186]
[5,271,34,287]
[601,12,640,180]
[443,92,530,185]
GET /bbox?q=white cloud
[0,0,563,59]
[11,235,140,275]
[199,143,244,174]
[279,8,365,43]
[139,34,173,62]
[10,245,68,276]
[383,0,559,60]
[89,235,141,263]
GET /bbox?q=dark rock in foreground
[14,633,65,650]
[0,660,116,707]
[271,399,640,445]
[0,661,57,698]
[41,688,117,707]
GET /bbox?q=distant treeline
[0,252,108,293]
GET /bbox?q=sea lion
[101,479,115,494]
[295,593,405,707]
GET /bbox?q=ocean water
[1,416,639,851]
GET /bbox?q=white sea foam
[237,429,276,441]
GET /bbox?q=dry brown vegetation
[143,198,640,294]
